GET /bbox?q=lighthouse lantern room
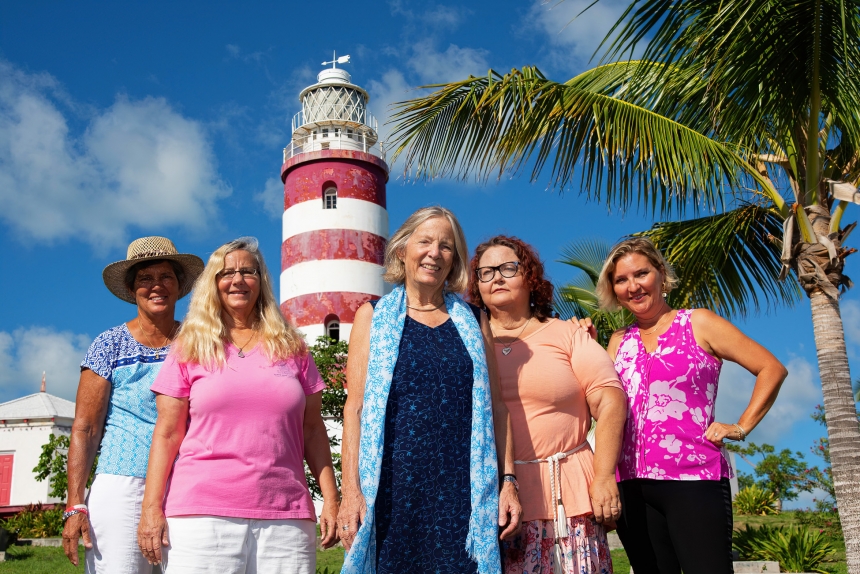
[280,54,389,344]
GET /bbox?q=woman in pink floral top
[597,238,787,574]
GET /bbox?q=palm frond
[602,0,860,157]
[637,204,801,318]
[558,238,613,284]
[389,65,782,217]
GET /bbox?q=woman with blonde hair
[137,237,338,573]
[337,207,521,574]
[598,237,787,574]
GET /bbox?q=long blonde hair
[175,237,306,368]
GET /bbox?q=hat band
[131,250,174,260]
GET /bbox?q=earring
[662,292,668,299]
[530,292,535,308]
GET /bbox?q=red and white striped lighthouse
[280,55,388,344]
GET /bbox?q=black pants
[615,478,734,574]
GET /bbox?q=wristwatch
[502,474,519,492]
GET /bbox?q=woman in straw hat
[62,236,204,573]
[137,237,338,573]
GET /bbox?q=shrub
[0,503,63,538]
[794,508,843,539]
[733,524,835,573]
[733,485,778,515]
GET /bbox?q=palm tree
[388,1,860,570]
[554,238,632,347]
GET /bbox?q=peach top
[497,318,623,522]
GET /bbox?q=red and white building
[279,57,389,343]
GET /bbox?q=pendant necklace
[491,316,532,356]
[232,329,257,358]
[140,321,177,360]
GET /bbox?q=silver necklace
[231,329,257,358]
[491,316,532,356]
[139,321,177,360]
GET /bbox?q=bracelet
[734,423,747,441]
[501,474,519,492]
[62,507,89,523]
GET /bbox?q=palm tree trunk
[809,290,860,574]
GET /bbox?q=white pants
[85,473,153,574]
[162,516,317,574]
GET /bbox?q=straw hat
[102,236,205,304]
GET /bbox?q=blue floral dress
[374,315,478,574]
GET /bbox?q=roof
[0,393,75,421]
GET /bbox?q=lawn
[1,545,345,573]
[1,516,845,574]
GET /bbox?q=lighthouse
[280,55,388,344]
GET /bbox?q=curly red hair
[468,236,555,322]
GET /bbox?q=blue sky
[1,0,858,507]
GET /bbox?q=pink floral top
[613,309,731,481]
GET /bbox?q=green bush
[1,503,63,538]
[733,485,778,515]
[733,524,835,573]
[794,508,843,539]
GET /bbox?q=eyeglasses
[217,268,260,281]
[475,261,520,283]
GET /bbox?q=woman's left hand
[498,482,522,540]
[705,421,744,447]
[318,497,340,549]
[589,474,621,524]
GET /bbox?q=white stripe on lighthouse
[280,259,385,303]
[282,198,388,241]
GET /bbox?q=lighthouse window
[346,129,354,139]
[312,130,317,141]
[326,319,340,343]
[324,187,337,209]
[322,128,329,138]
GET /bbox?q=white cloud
[715,357,821,444]
[0,327,92,403]
[255,176,285,218]
[0,59,230,249]
[529,0,635,72]
[408,41,489,84]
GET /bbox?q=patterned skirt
[501,515,614,574]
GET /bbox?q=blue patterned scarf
[341,285,500,574]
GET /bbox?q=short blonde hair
[596,237,679,311]
[174,237,306,368]
[383,206,470,293]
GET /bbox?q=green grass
[611,548,631,573]
[2,545,85,573]
[0,545,345,573]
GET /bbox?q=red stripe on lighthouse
[283,159,387,210]
[281,229,386,269]
[281,292,379,327]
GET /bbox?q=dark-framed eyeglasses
[475,261,520,283]
[217,268,260,281]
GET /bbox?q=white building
[0,376,74,510]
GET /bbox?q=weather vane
[321,51,351,69]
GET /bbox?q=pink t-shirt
[150,343,326,520]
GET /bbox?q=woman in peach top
[470,236,627,574]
